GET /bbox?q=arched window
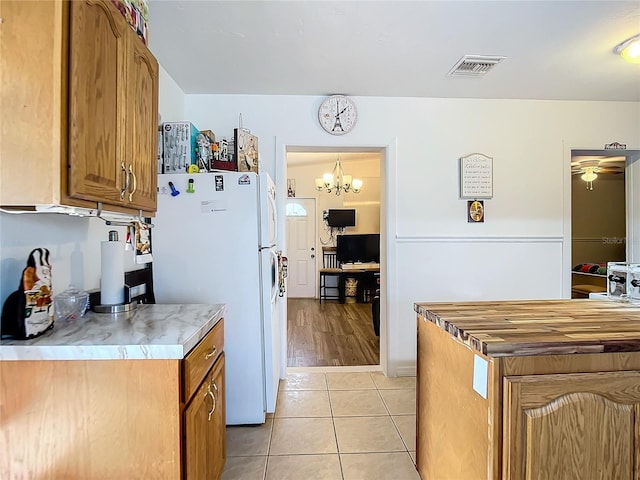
[285,202,308,217]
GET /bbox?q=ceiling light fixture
[315,158,362,196]
[614,34,640,64]
[581,166,599,191]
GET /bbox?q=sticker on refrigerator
[201,200,227,213]
[215,175,224,191]
[238,174,251,185]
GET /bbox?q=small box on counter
[162,122,199,173]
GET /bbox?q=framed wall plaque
[460,153,493,199]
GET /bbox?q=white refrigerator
[152,171,281,425]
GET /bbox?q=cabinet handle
[206,386,215,421]
[128,165,137,202]
[120,162,130,200]
[204,346,217,360]
[211,382,218,415]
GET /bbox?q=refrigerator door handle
[270,249,279,304]
[268,188,277,246]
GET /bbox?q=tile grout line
[375,379,413,456]
[326,373,347,480]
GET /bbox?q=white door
[286,198,317,298]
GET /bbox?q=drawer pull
[204,347,218,360]
[206,386,215,421]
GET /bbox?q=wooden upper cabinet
[68,0,126,206]
[68,0,158,212]
[0,0,158,214]
[0,0,68,206]
[503,371,640,480]
[125,34,158,211]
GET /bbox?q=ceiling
[149,1,640,101]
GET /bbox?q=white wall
[185,94,640,375]
[0,69,186,307]
[158,65,186,122]
[0,213,132,304]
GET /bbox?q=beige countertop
[0,303,225,361]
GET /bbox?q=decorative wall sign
[605,142,627,150]
[468,200,485,223]
[460,153,493,199]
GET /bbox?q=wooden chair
[319,246,341,303]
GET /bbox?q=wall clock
[318,95,357,135]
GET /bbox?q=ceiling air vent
[448,55,506,77]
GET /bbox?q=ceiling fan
[570,156,625,190]
[570,156,626,176]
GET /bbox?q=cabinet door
[68,0,126,206]
[184,353,226,480]
[503,370,640,480]
[209,354,226,480]
[124,32,158,211]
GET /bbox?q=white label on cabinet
[472,354,488,399]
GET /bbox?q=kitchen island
[1,303,226,479]
[414,299,640,480]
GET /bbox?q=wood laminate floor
[287,298,380,367]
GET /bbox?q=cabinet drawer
[183,319,224,402]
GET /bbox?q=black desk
[338,264,380,304]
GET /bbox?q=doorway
[569,149,640,298]
[284,148,382,368]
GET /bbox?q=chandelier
[314,158,363,196]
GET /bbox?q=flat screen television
[336,234,380,264]
[327,209,356,228]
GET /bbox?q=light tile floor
[222,371,419,480]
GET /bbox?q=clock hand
[335,106,348,118]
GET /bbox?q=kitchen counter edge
[414,299,640,357]
[0,303,225,361]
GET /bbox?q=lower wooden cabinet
[503,371,640,480]
[0,320,226,479]
[184,353,226,480]
[417,316,640,480]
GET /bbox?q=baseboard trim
[396,366,417,377]
[286,365,382,374]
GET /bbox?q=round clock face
[318,95,357,135]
